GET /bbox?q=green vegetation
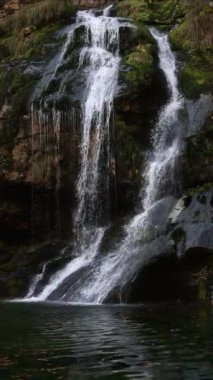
[169,0,213,98]
[116,119,140,168]
[116,0,213,98]
[0,0,74,35]
[116,0,185,27]
[169,0,212,50]
[116,0,155,23]
[179,54,213,98]
[119,21,156,91]
[0,0,75,61]
[123,43,155,91]
[0,68,36,128]
[0,0,76,138]
[0,22,63,61]
[186,183,213,197]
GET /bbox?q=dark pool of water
[0,302,213,380]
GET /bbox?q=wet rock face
[124,190,213,304]
[169,190,213,256]
[127,248,213,303]
[114,59,169,216]
[182,130,213,190]
[0,8,160,225]
[0,242,69,299]
[0,102,81,243]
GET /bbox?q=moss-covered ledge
[169,0,213,98]
[116,0,185,27]
[122,42,155,92]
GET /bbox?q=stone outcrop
[107,189,213,304]
[169,190,213,257]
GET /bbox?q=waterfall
[26,6,129,301]
[142,28,183,209]
[25,0,210,304]
[54,28,185,304]
[27,26,184,304]
[73,7,120,229]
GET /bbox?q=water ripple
[0,303,213,380]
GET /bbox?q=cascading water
[25,10,213,304]
[56,28,185,304]
[142,28,183,209]
[27,26,185,303]
[73,7,120,228]
[25,5,130,301]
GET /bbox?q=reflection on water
[0,303,213,379]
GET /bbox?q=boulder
[126,190,213,304]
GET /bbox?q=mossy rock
[0,69,34,105]
[169,1,212,50]
[0,0,75,36]
[179,61,213,99]
[0,0,75,62]
[182,130,213,190]
[116,118,141,167]
[0,68,37,129]
[169,0,213,98]
[0,22,66,62]
[122,42,155,91]
[116,0,154,23]
[116,0,185,27]
[186,183,213,198]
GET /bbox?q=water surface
[0,303,213,379]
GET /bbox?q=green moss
[11,74,35,117]
[180,69,212,99]
[0,0,75,62]
[117,0,212,98]
[116,0,185,27]
[178,49,213,98]
[169,1,213,98]
[0,0,74,36]
[159,0,185,23]
[0,22,65,61]
[115,118,141,180]
[170,1,212,50]
[116,0,153,23]
[0,68,37,135]
[169,44,213,97]
[186,183,213,197]
[123,43,154,91]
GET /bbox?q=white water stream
[27,25,185,303]
[54,28,185,304]
[26,6,127,301]
[23,7,213,304]
[74,6,120,228]
[23,0,213,308]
